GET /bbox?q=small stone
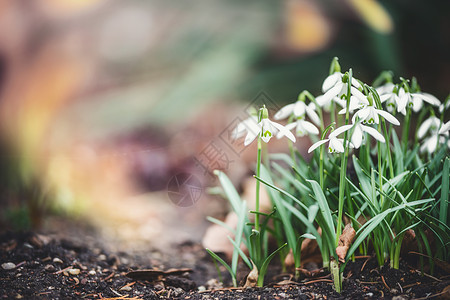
[15,294,23,299]
[154,283,164,291]
[120,286,132,292]
[23,243,33,249]
[2,262,16,270]
[392,296,407,300]
[98,254,107,261]
[88,270,96,276]
[198,286,206,292]
[63,271,69,276]
[278,292,287,298]
[172,288,184,297]
[44,264,56,272]
[53,258,63,264]
[69,268,80,275]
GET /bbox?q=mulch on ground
[1,230,449,299]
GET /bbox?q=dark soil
[1,228,449,299]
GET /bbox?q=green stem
[255,137,262,232]
[402,107,411,152]
[336,69,352,246]
[378,123,384,207]
[331,259,341,292]
[319,145,324,189]
[393,233,405,269]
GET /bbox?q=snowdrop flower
[420,133,450,154]
[278,118,319,138]
[418,117,450,154]
[380,89,401,113]
[308,131,354,154]
[244,106,296,146]
[319,72,362,107]
[232,115,259,140]
[417,116,441,139]
[438,120,450,135]
[388,88,441,115]
[352,96,400,126]
[336,89,369,115]
[410,92,441,112]
[376,82,395,96]
[330,122,385,149]
[274,100,320,125]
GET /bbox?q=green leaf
[258,243,288,286]
[206,249,236,286]
[345,198,434,260]
[308,180,336,239]
[440,157,449,230]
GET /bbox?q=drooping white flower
[376,82,395,96]
[384,87,441,115]
[232,115,259,140]
[279,118,319,138]
[308,131,354,154]
[420,133,450,154]
[274,100,320,125]
[330,122,385,149]
[319,72,362,107]
[352,102,400,126]
[380,89,401,113]
[418,117,450,154]
[410,92,441,112]
[438,120,450,135]
[336,89,369,115]
[417,116,441,139]
[244,107,296,146]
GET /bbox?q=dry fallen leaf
[336,224,356,263]
[125,268,193,281]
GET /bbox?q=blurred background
[0,0,449,248]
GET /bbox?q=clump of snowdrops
[206,57,449,292]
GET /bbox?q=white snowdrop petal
[338,107,347,115]
[414,93,441,106]
[301,120,320,135]
[376,83,395,95]
[428,135,438,153]
[438,121,450,135]
[321,84,343,107]
[397,92,409,113]
[351,77,362,89]
[274,104,295,120]
[271,120,296,143]
[380,94,391,103]
[411,96,423,112]
[417,118,433,139]
[293,101,306,117]
[277,122,296,139]
[376,109,400,126]
[362,125,385,143]
[244,130,259,146]
[351,125,363,149]
[306,107,321,125]
[308,139,328,153]
[322,72,341,92]
[331,138,345,153]
[329,125,352,138]
[357,107,370,122]
[351,87,366,102]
